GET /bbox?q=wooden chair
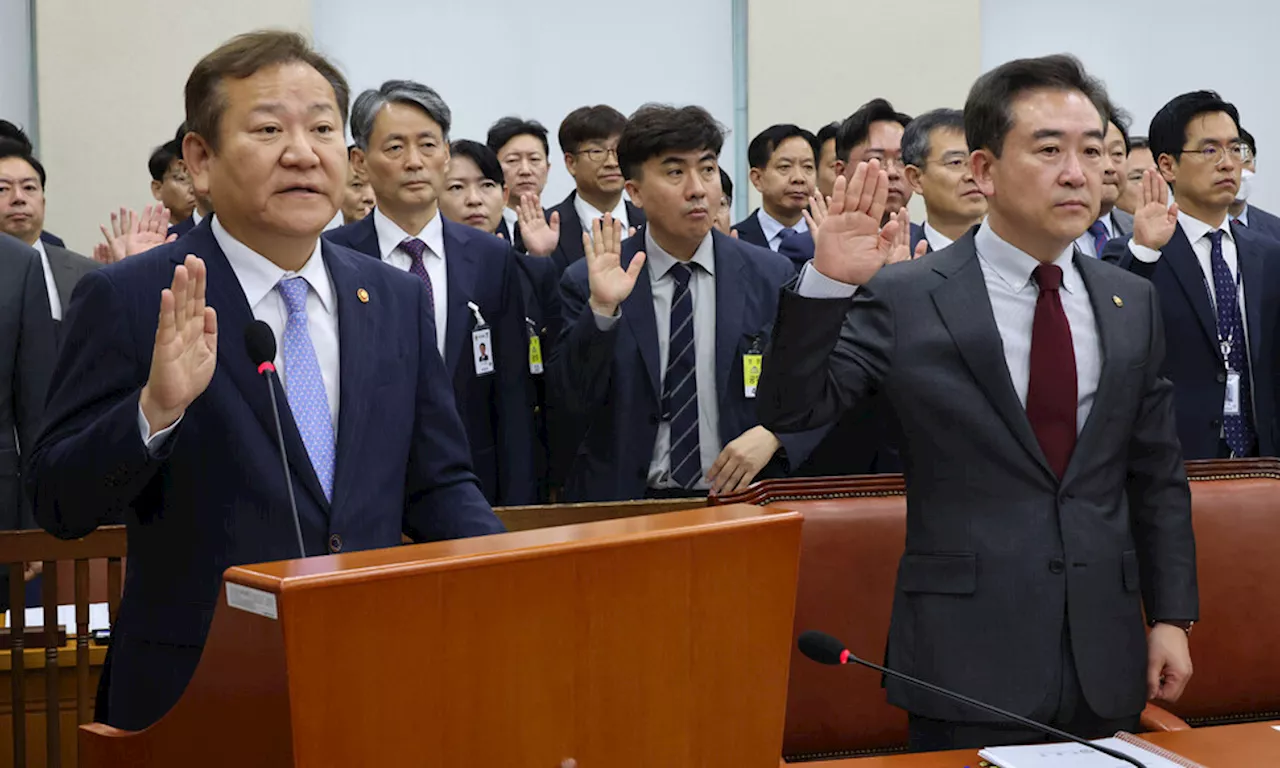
[0,526,126,768]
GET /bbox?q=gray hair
[350,79,452,150]
[901,108,965,169]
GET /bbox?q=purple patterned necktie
[400,237,436,315]
[277,277,335,500]
[1087,220,1109,257]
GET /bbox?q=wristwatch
[1152,619,1195,635]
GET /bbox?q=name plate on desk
[225,582,277,620]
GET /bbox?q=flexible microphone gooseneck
[244,321,306,559]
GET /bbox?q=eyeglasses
[1180,143,1251,165]
[576,147,619,162]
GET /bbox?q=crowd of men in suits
[0,26,1270,748]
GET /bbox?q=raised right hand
[585,214,645,318]
[139,255,218,434]
[1132,168,1179,251]
[811,160,900,286]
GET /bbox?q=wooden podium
[77,505,802,767]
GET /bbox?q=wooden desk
[2,642,107,768]
[792,721,1280,765]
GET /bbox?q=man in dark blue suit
[327,79,537,506]
[733,124,818,259]
[28,31,504,732]
[148,138,196,227]
[1230,128,1280,242]
[1103,91,1280,459]
[553,105,826,502]
[543,105,646,277]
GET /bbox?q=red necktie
[1025,264,1077,478]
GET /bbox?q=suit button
[1048,558,1065,574]
[329,534,343,553]
[1217,372,1227,383]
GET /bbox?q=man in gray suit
[0,140,99,326]
[0,233,57,611]
[759,55,1197,751]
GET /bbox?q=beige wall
[34,0,312,254]
[745,0,982,218]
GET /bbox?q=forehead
[500,134,545,154]
[0,156,40,181]
[1105,122,1126,143]
[644,147,717,166]
[446,155,486,179]
[770,135,815,161]
[372,101,443,137]
[1006,88,1104,139]
[1184,111,1239,141]
[224,61,338,115]
[927,126,967,154]
[1129,147,1155,164]
[866,120,905,148]
[579,133,621,147]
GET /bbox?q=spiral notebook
[978,732,1207,768]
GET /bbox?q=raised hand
[812,160,899,285]
[585,214,645,318]
[517,192,560,257]
[803,190,831,232]
[885,208,913,265]
[100,205,178,263]
[139,255,218,435]
[1132,168,1179,251]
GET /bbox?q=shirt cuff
[592,308,621,332]
[1128,241,1162,263]
[796,263,859,299]
[138,405,182,454]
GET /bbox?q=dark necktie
[1208,230,1255,456]
[663,263,701,489]
[1086,220,1109,257]
[399,237,436,316]
[1026,264,1078,478]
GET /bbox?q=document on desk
[980,735,1205,768]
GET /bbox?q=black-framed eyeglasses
[1180,143,1251,165]
[576,147,619,162]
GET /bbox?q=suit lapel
[713,232,743,404]
[1064,253,1126,485]
[195,226,331,513]
[1162,226,1219,351]
[1234,224,1268,372]
[626,200,647,229]
[558,192,586,266]
[325,243,376,514]
[620,240,661,399]
[354,214,381,258]
[930,240,1054,479]
[443,221,478,377]
[45,246,78,309]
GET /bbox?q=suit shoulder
[49,245,100,272]
[730,236,792,279]
[323,218,363,247]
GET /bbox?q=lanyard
[1197,239,1243,361]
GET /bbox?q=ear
[748,167,765,193]
[564,152,578,180]
[182,133,215,201]
[350,147,368,176]
[904,165,925,195]
[1158,153,1178,185]
[624,178,643,209]
[970,149,996,198]
[151,180,163,201]
[833,159,846,179]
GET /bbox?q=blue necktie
[1207,230,1255,456]
[1087,220,1109,257]
[663,263,701,489]
[277,277,336,499]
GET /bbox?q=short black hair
[1129,135,1150,153]
[449,139,505,186]
[816,121,840,152]
[1148,90,1240,165]
[486,117,550,156]
[1108,105,1132,154]
[617,104,725,180]
[0,138,46,187]
[835,99,911,164]
[558,105,627,154]
[0,120,34,153]
[719,167,733,202]
[1241,127,1257,158]
[148,139,183,182]
[747,124,818,169]
[901,108,965,169]
[965,54,1110,158]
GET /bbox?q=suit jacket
[29,220,504,730]
[1110,209,1134,238]
[513,252,565,500]
[732,209,769,249]
[39,231,65,248]
[1101,223,1280,458]
[553,231,828,502]
[167,216,196,239]
[44,244,99,314]
[1242,204,1280,243]
[325,213,537,505]
[546,190,646,276]
[758,232,1197,722]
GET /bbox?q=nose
[687,173,709,202]
[1060,149,1087,187]
[280,125,321,169]
[404,144,426,171]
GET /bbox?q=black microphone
[244,321,306,559]
[797,631,1147,768]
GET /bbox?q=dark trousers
[907,627,1141,752]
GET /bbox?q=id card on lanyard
[469,301,494,376]
[526,317,544,375]
[743,335,763,399]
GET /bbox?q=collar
[757,207,808,242]
[192,209,204,226]
[974,220,1081,295]
[923,221,954,251]
[502,207,518,233]
[1235,205,1251,227]
[374,207,445,261]
[211,215,332,313]
[31,236,47,259]
[645,229,716,281]
[573,191,629,231]
[1178,209,1233,247]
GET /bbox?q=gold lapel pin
[357,288,370,304]
[1112,295,1123,308]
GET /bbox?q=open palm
[812,160,899,285]
[517,193,561,257]
[1132,168,1179,251]
[140,255,218,431]
[585,214,645,317]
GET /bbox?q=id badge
[1224,370,1241,416]
[743,354,763,399]
[528,335,544,375]
[472,325,495,376]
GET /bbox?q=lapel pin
[357,288,370,304]
[1112,295,1123,308]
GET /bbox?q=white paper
[980,737,1185,768]
[225,582,278,620]
[2,603,111,635]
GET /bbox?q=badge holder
[469,301,495,376]
[526,317,544,375]
[743,335,763,399]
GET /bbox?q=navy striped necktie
[663,262,701,489]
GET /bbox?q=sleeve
[13,253,57,530]
[796,262,859,299]
[548,265,620,417]
[1126,282,1199,622]
[492,254,538,505]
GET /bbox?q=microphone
[797,631,1147,768]
[244,321,306,559]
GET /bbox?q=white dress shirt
[1234,205,1251,227]
[593,231,721,490]
[573,192,629,235]
[757,207,809,252]
[191,209,204,227]
[923,222,954,252]
[501,207,519,242]
[30,237,62,321]
[373,208,448,355]
[797,221,1102,432]
[140,216,340,445]
[1073,213,1116,258]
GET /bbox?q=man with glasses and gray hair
[1104,90,1280,459]
[326,79,538,505]
[901,108,987,255]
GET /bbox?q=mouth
[278,183,324,197]
[464,213,490,225]
[1215,179,1238,190]
[403,180,431,191]
[786,191,809,201]
[961,189,985,199]
[686,207,709,220]
[1055,200,1089,212]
